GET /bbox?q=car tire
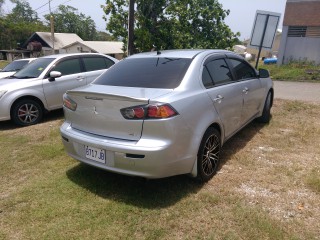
[11,99,43,126]
[257,91,272,124]
[196,128,221,182]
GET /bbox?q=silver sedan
[60,50,273,182]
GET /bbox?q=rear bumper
[60,122,195,179]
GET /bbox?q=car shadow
[66,120,269,209]
[66,164,203,209]
[0,109,64,131]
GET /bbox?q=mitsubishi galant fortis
[60,50,273,182]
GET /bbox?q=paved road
[273,81,320,103]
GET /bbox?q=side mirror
[48,71,62,82]
[259,68,270,78]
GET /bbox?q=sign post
[249,10,281,69]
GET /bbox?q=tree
[6,0,39,23]
[0,0,48,49]
[44,5,97,41]
[102,0,240,52]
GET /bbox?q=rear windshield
[93,57,192,89]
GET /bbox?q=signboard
[248,10,281,68]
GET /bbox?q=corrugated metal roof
[62,41,124,54]
[35,32,83,50]
[82,41,124,54]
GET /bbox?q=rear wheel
[257,91,272,123]
[11,99,43,126]
[196,128,221,182]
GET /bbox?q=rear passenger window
[229,59,256,80]
[202,67,214,88]
[83,57,114,72]
[205,59,233,85]
[53,58,81,76]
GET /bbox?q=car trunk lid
[65,85,173,141]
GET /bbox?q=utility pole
[127,0,135,56]
[49,0,55,54]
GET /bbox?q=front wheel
[196,128,221,182]
[11,99,43,126]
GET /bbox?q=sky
[2,0,287,39]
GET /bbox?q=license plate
[85,145,106,164]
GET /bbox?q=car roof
[128,49,233,59]
[40,53,108,59]
[13,58,37,62]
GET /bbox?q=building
[278,0,320,64]
[22,32,124,59]
[61,41,124,60]
[22,32,83,56]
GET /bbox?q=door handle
[243,87,249,94]
[213,95,224,103]
[76,76,85,81]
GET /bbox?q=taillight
[63,94,77,111]
[121,104,178,120]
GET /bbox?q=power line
[37,0,72,15]
[34,0,58,11]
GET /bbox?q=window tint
[83,57,114,72]
[202,67,214,88]
[229,59,256,80]
[94,58,192,89]
[206,59,232,85]
[53,58,81,76]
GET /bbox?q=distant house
[278,0,320,64]
[22,32,83,56]
[22,32,124,59]
[61,41,124,60]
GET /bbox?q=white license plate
[85,145,106,164]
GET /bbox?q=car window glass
[53,58,81,76]
[206,59,233,85]
[104,58,115,68]
[2,60,29,72]
[13,58,55,78]
[229,59,256,80]
[83,57,113,72]
[202,66,214,88]
[94,57,192,89]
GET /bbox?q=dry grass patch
[0,101,319,239]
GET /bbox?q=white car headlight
[0,90,7,99]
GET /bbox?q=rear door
[202,56,245,138]
[43,57,85,109]
[227,57,264,124]
[81,56,115,84]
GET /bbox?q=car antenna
[153,45,161,55]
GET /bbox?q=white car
[0,58,36,79]
[0,53,118,126]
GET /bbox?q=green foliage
[44,5,97,41]
[6,0,39,23]
[262,61,320,82]
[0,0,48,49]
[102,0,240,52]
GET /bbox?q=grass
[0,100,320,239]
[260,61,320,82]
[0,60,9,69]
